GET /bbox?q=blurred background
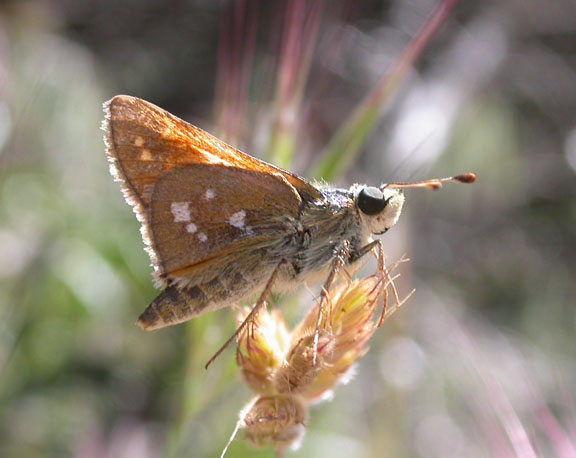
[1,0,575,457]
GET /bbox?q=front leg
[325,239,405,330]
[311,241,352,365]
[349,239,382,267]
[352,240,412,326]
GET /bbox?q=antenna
[381,173,476,191]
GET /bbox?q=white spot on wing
[139,149,152,161]
[204,189,215,200]
[186,223,197,233]
[229,210,246,229]
[171,202,191,222]
[197,232,207,242]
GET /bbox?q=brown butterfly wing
[149,164,301,284]
[103,95,320,213]
[103,95,320,284]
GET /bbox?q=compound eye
[357,187,388,216]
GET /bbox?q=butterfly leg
[351,239,413,326]
[349,239,381,266]
[309,239,386,363]
[311,241,351,365]
[353,240,392,325]
[309,238,402,363]
[205,260,286,369]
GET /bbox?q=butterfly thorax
[273,187,367,288]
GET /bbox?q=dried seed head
[293,276,382,341]
[241,394,308,450]
[273,331,334,394]
[231,261,409,453]
[293,276,384,400]
[236,307,291,394]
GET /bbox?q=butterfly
[103,95,475,333]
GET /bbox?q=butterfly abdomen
[137,267,266,330]
[137,284,210,329]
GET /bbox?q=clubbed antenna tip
[453,172,476,184]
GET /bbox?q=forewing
[103,95,320,215]
[103,95,321,284]
[149,164,301,283]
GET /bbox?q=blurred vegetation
[1,1,575,457]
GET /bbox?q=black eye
[357,187,388,215]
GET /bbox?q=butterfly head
[353,172,477,236]
[355,186,405,235]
